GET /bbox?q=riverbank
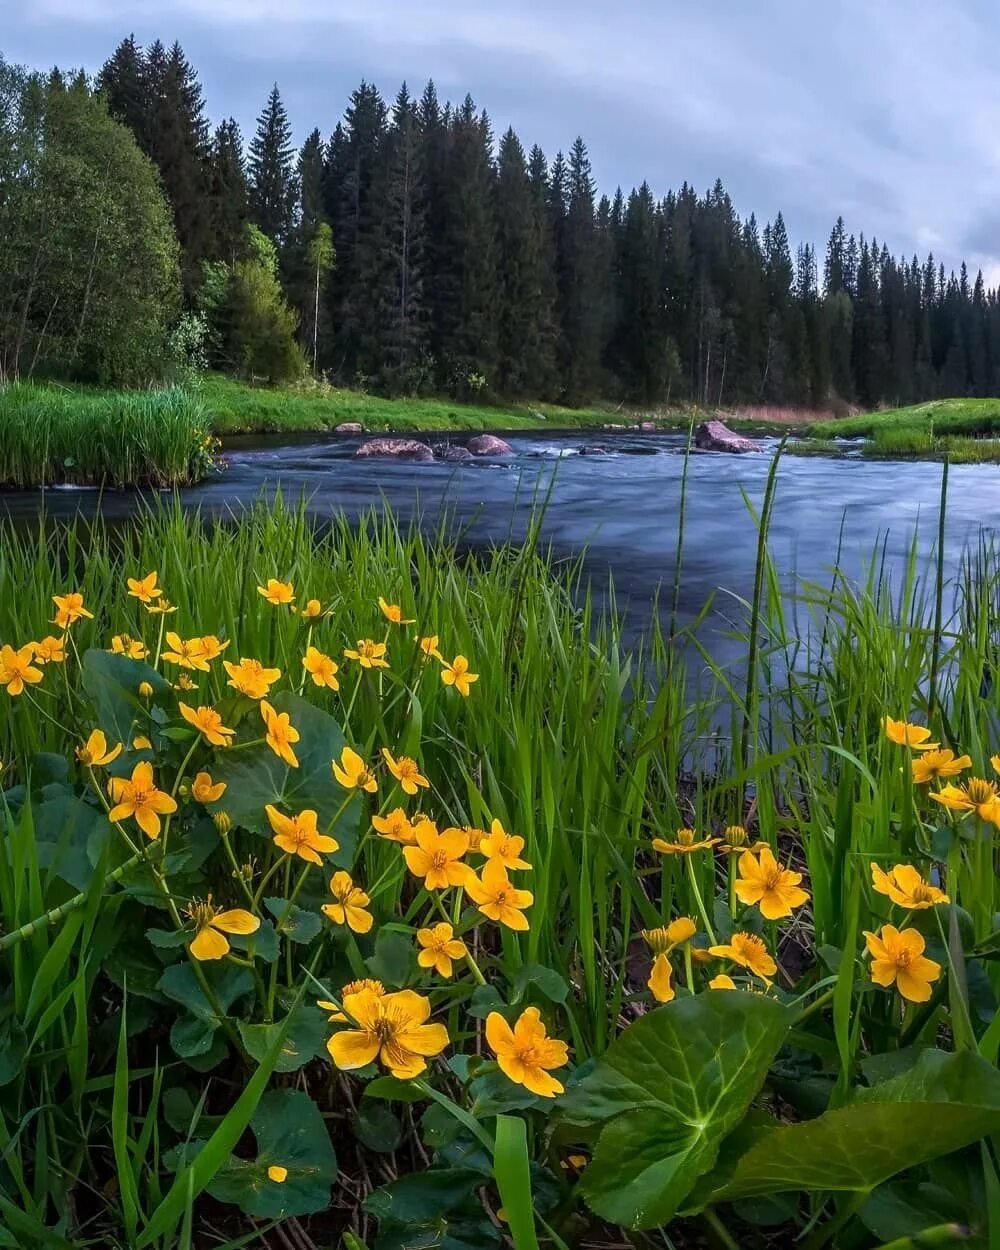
[806,396,1000,461]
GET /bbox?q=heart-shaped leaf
[265,897,322,944]
[81,649,170,744]
[237,1006,328,1073]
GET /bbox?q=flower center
[762,868,784,890]
[430,850,450,870]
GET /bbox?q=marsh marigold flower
[260,700,300,768]
[33,635,66,664]
[0,644,43,696]
[642,919,697,1003]
[871,862,949,909]
[258,579,295,606]
[734,845,809,920]
[52,592,93,628]
[175,673,197,692]
[179,702,235,748]
[441,655,477,696]
[162,633,210,672]
[403,824,474,890]
[651,828,720,856]
[127,572,162,604]
[883,716,939,751]
[224,657,280,699]
[417,922,467,978]
[930,778,1000,824]
[143,598,177,616]
[322,870,373,933]
[864,924,941,1002]
[709,974,737,990]
[192,771,226,803]
[110,634,147,660]
[197,635,229,662]
[303,646,339,691]
[381,748,429,795]
[372,807,416,844]
[300,598,323,620]
[265,805,338,865]
[419,635,443,661]
[327,986,448,1080]
[466,858,533,929]
[76,729,122,768]
[186,896,259,961]
[108,761,177,840]
[332,746,377,793]
[379,597,414,625]
[317,980,385,1023]
[344,639,389,669]
[708,932,778,981]
[486,1008,569,1098]
[479,819,531,870]
[132,735,152,750]
[911,749,971,785]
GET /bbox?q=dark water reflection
[3,430,997,673]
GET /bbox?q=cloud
[8,0,1000,280]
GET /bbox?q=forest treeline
[4,34,1000,407]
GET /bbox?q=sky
[6,0,1000,284]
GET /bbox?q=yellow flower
[419,635,443,661]
[76,729,123,767]
[143,599,177,616]
[416,922,467,978]
[641,920,696,1002]
[192,771,227,803]
[709,974,737,990]
[441,655,477,696]
[372,807,416,844]
[267,1165,288,1183]
[179,702,235,747]
[197,635,229,662]
[486,1008,569,1098]
[381,747,429,796]
[332,746,377,793]
[265,805,338,865]
[33,635,66,664]
[883,716,939,751]
[993,754,1000,776]
[52,592,93,628]
[186,896,259,961]
[138,681,154,698]
[327,987,448,1079]
[224,657,281,699]
[108,761,177,840]
[719,825,754,853]
[379,597,415,625]
[110,634,148,660]
[300,598,323,619]
[930,778,1000,824]
[303,646,339,691]
[864,924,941,1003]
[403,824,474,890]
[651,828,720,856]
[734,845,810,920]
[162,633,210,672]
[466,858,533,929]
[133,735,152,750]
[175,673,197,691]
[708,932,778,981]
[911,749,972,784]
[0,644,44,696]
[344,639,389,669]
[317,980,385,1023]
[258,579,295,606]
[260,700,300,768]
[647,954,674,1002]
[870,862,949,909]
[322,870,373,933]
[127,572,162,604]
[464,824,488,851]
[479,818,531,870]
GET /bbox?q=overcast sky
[6,0,1000,282]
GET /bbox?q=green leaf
[230,919,280,964]
[563,992,790,1230]
[365,930,412,987]
[467,985,505,1019]
[364,1168,486,1223]
[265,897,322,944]
[354,1103,403,1153]
[210,691,361,865]
[512,963,568,1004]
[687,1049,1000,1208]
[364,1075,427,1103]
[31,795,112,891]
[237,1006,328,1073]
[158,962,252,1059]
[81,649,170,744]
[206,1089,337,1218]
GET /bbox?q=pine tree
[248,84,297,245]
[558,137,603,402]
[97,35,146,136]
[208,119,248,265]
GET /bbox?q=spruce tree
[208,119,248,265]
[97,35,146,137]
[248,84,297,246]
[558,137,603,402]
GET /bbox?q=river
[2,430,995,671]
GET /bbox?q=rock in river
[355,437,434,461]
[435,445,474,462]
[694,420,760,454]
[335,421,364,433]
[466,433,514,456]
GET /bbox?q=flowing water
[2,430,996,670]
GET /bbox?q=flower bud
[138,681,154,698]
[213,810,232,835]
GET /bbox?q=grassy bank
[2,479,1000,1246]
[810,396,1000,439]
[0,382,214,487]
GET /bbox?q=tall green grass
[0,383,213,487]
[811,396,1000,439]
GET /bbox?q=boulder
[466,433,514,456]
[694,420,760,454]
[579,444,609,456]
[435,445,474,462]
[639,420,657,431]
[355,437,434,461]
[335,421,364,433]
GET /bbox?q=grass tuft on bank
[0,382,215,488]
[810,396,1000,440]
